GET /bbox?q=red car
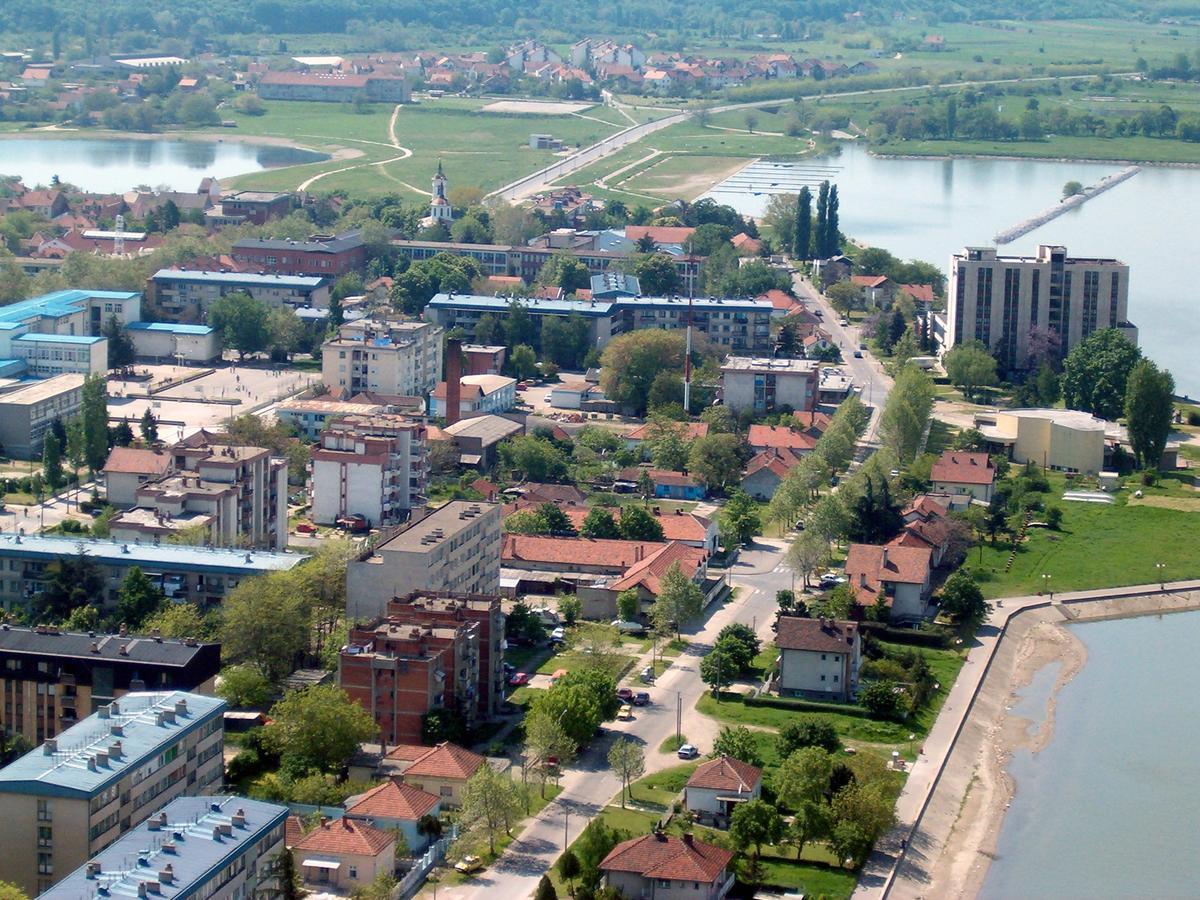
[509,672,530,687]
[295,522,317,534]
[616,687,634,702]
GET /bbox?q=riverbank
[886,587,1200,899]
[0,125,347,157]
[869,144,1200,168]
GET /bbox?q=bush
[856,621,952,648]
[1045,506,1063,529]
[1188,411,1200,426]
[744,693,869,718]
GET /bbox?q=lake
[0,137,327,194]
[980,611,1200,899]
[704,144,1199,394]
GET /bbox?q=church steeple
[429,159,452,222]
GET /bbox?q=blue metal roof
[0,691,225,798]
[126,322,216,336]
[152,269,325,288]
[42,796,288,900]
[0,533,307,575]
[0,290,140,326]
[13,333,103,344]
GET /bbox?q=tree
[537,502,575,535]
[498,435,569,482]
[265,684,376,775]
[81,373,109,473]
[538,253,591,292]
[617,589,641,622]
[221,572,311,685]
[943,341,998,402]
[777,719,840,758]
[268,307,304,360]
[42,431,64,491]
[824,185,840,257]
[719,490,761,549]
[457,758,526,855]
[1062,180,1084,198]
[209,291,271,360]
[558,595,582,627]
[1124,359,1175,469]
[599,330,691,415]
[814,181,829,258]
[880,365,935,464]
[859,681,907,719]
[786,529,828,588]
[142,602,212,640]
[535,874,559,900]
[1061,328,1142,420]
[607,737,646,808]
[647,371,684,411]
[825,281,860,316]
[216,664,273,709]
[104,314,135,369]
[700,646,736,697]
[645,417,691,470]
[139,408,159,444]
[271,849,302,900]
[115,566,166,631]
[829,779,895,867]
[524,709,576,799]
[619,505,664,542]
[509,343,539,381]
[715,623,760,673]
[473,312,504,346]
[711,725,763,767]
[650,562,703,638]
[730,799,784,878]
[688,435,744,492]
[35,548,103,624]
[939,570,992,624]
[581,506,620,539]
[542,313,590,367]
[631,252,681,295]
[795,186,812,259]
[786,799,832,861]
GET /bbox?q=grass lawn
[925,419,958,455]
[964,473,1200,598]
[659,734,690,753]
[628,761,699,809]
[536,649,636,679]
[697,691,916,744]
[503,643,548,672]
[505,685,544,709]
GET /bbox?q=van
[640,665,655,683]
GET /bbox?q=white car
[543,393,553,403]
[677,744,700,759]
[549,626,566,642]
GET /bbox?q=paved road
[438,542,789,900]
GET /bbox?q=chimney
[445,338,463,427]
[682,832,694,847]
[881,548,889,566]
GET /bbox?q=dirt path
[297,104,423,193]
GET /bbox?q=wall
[779,648,851,701]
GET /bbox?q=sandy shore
[897,591,1200,899]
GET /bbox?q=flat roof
[232,232,363,254]
[0,289,139,326]
[42,796,288,900]
[0,532,306,574]
[428,292,772,315]
[0,624,216,667]
[722,356,818,374]
[152,269,324,288]
[442,413,523,444]
[127,322,216,336]
[372,501,499,554]
[13,332,103,344]
[0,691,225,798]
[0,373,85,405]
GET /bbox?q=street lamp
[1157,562,1166,591]
[563,809,569,850]
[1042,573,1052,601]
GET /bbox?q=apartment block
[40,796,287,900]
[0,624,220,746]
[310,414,427,527]
[11,333,108,377]
[322,319,444,398]
[231,232,366,277]
[150,269,330,321]
[0,374,86,459]
[720,356,819,415]
[346,501,502,622]
[0,691,226,895]
[215,190,294,225]
[947,245,1137,369]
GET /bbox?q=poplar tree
[814,181,829,258]
[795,185,812,259]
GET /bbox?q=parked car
[549,627,566,644]
[454,856,483,874]
[853,350,863,358]
[634,691,650,706]
[640,665,655,683]
[502,661,515,674]
[677,744,699,759]
[616,687,634,702]
[610,620,646,634]
[508,672,530,687]
[819,573,845,589]
[617,704,634,720]
[295,522,316,534]
[336,514,368,534]
[859,342,867,350]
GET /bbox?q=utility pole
[676,691,682,744]
[682,286,693,412]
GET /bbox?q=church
[420,160,453,228]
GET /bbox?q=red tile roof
[793,410,833,434]
[384,743,432,763]
[610,541,707,594]
[902,494,949,521]
[747,425,817,452]
[625,225,696,245]
[900,283,935,303]
[401,742,486,780]
[931,451,995,486]
[851,274,891,288]
[731,232,763,253]
[685,755,762,792]
[285,815,308,848]
[845,544,932,604]
[758,288,800,311]
[293,817,395,857]
[601,834,733,883]
[346,780,439,821]
[624,421,709,442]
[743,448,803,481]
[102,447,173,476]
[471,478,499,501]
[503,534,666,570]
[560,505,712,544]
[776,616,858,653]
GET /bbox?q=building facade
[150,270,330,321]
[216,191,294,225]
[776,616,861,702]
[0,691,226,895]
[720,357,819,414]
[0,374,86,459]
[310,415,427,527]
[126,322,222,363]
[428,374,516,419]
[947,245,1137,369]
[231,232,366,277]
[258,72,410,103]
[321,319,444,398]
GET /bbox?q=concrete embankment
[994,165,1140,244]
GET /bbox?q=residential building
[0,374,86,459]
[776,616,861,702]
[973,407,1106,475]
[40,796,288,900]
[946,245,1137,369]
[437,414,523,469]
[849,274,895,307]
[126,322,222,363]
[614,467,705,500]
[231,232,366,276]
[844,544,933,624]
[623,420,709,456]
[590,272,640,299]
[346,502,502,620]
[276,397,385,440]
[740,448,803,501]
[150,270,329,321]
[292,817,395,891]
[102,447,175,507]
[0,625,220,745]
[310,414,427,527]
[12,333,107,376]
[461,344,506,376]
[428,374,516,419]
[259,71,410,103]
[721,357,819,415]
[558,505,718,553]
[0,533,303,612]
[0,691,226,895]
[322,319,443,398]
[888,499,954,567]
[214,191,294,225]
[683,756,762,826]
[343,781,440,854]
[391,742,505,809]
[747,424,818,455]
[600,833,735,900]
[930,450,996,502]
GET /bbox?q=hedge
[743,693,870,718]
[859,621,953,649]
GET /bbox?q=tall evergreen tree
[81,374,109,473]
[815,182,829,258]
[795,185,812,259]
[825,185,840,257]
[42,432,64,491]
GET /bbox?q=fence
[395,826,458,900]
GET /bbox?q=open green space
[620,153,751,202]
[966,472,1200,598]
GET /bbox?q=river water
[980,611,1200,899]
[704,144,1199,394]
[0,137,326,194]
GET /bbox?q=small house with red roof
[747,424,817,455]
[684,755,763,825]
[390,740,508,808]
[344,780,441,852]
[600,832,735,899]
[741,447,803,500]
[292,816,396,890]
[931,450,996,502]
[615,466,706,500]
[844,544,933,623]
[850,273,895,308]
[776,616,861,701]
[624,420,709,457]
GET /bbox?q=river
[0,136,327,194]
[704,144,1199,394]
[980,611,1200,899]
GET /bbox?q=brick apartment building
[217,191,294,225]
[231,232,366,277]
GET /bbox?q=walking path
[297,104,418,192]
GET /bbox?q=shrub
[744,694,869,718]
[1188,411,1200,426]
[1045,506,1063,529]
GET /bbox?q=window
[37,826,52,848]
[440,785,453,797]
[820,674,826,681]
[348,866,358,880]
[37,799,52,821]
[37,854,53,875]
[658,881,671,889]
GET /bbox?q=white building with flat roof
[720,356,819,415]
[0,373,85,458]
[310,414,427,527]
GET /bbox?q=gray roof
[442,414,523,444]
[0,624,216,666]
[0,691,225,798]
[41,796,288,900]
[151,270,325,289]
[0,533,307,575]
[428,293,615,317]
[232,231,363,254]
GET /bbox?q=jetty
[993,165,1140,244]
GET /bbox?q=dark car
[634,691,650,706]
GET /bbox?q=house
[344,781,441,854]
[600,833,735,900]
[802,330,835,356]
[721,357,819,415]
[624,420,709,456]
[889,496,954,567]
[844,544,933,623]
[684,756,763,826]
[440,414,523,469]
[776,616,861,702]
[850,274,895,308]
[559,504,718,552]
[292,817,395,891]
[747,424,817,455]
[930,450,996,502]
[741,448,803,500]
[760,288,802,315]
[102,446,174,507]
[616,467,706,500]
[580,540,710,621]
[899,283,936,305]
[429,373,516,418]
[793,409,833,437]
[730,232,764,255]
[392,741,504,808]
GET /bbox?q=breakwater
[993,164,1140,244]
